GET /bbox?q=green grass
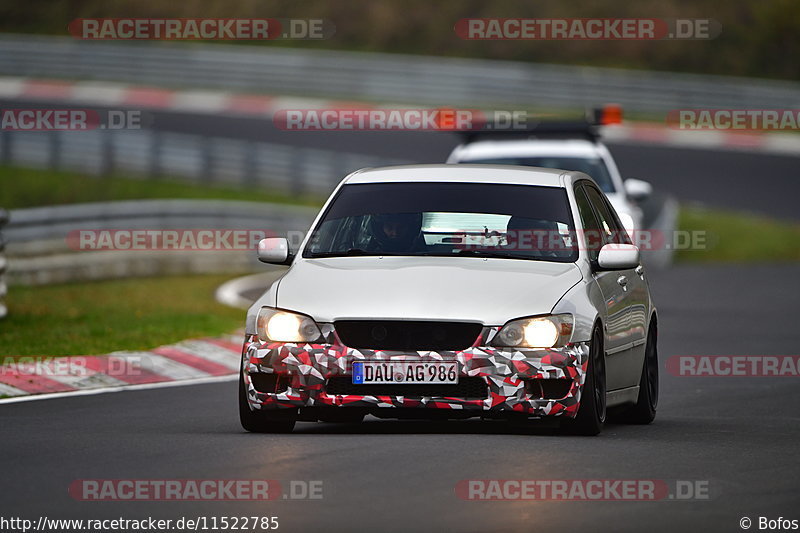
[0,165,324,210]
[677,206,800,262]
[0,274,248,357]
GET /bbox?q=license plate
[352,361,458,384]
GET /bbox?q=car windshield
[303,182,578,262]
[462,157,615,193]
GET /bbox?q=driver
[368,212,424,253]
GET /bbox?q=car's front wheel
[562,324,606,436]
[615,320,658,424]
[239,371,297,433]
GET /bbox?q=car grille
[334,320,482,351]
[325,376,488,399]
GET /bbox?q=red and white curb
[601,122,800,156]
[0,334,243,404]
[0,76,350,118]
[2,75,800,156]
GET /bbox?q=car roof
[344,164,568,187]
[452,139,604,160]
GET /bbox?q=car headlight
[256,307,322,343]
[493,314,574,349]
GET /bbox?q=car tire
[239,371,297,433]
[562,325,606,436]
[615,321,658,424]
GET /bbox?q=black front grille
[325,376,488,399]
[334,320,482,351]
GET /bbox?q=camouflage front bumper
[242,325,590,418]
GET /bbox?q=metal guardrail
[1,34,799,113]
[4,199,319,285]
[0,128,410,197]
[4,199,318,244]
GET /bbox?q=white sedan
[447,135,652,234]
[241,164,659,435]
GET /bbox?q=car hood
[266,256,582,326]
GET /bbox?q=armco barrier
[0,129,411,198]
[0,34,799,113]
[3,200,317,285]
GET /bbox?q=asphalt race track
[1,104,799,532]
[2,263,799,532]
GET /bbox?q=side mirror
[624,178,652,202]
[257,237,292,265]
[597,243,640,270]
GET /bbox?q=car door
[583,184,643,390]
[574,183,630,392]
[597,191,650,381]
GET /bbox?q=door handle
[617,275,628,290]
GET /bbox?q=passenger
[368,212,424,253]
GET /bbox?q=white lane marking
[215,271,283,310]
[0,374,237,405]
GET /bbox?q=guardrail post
[0,208,8,319]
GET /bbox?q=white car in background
[446,119,652,234]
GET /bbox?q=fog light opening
[250,373,290,394]
[524,378,572,400]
